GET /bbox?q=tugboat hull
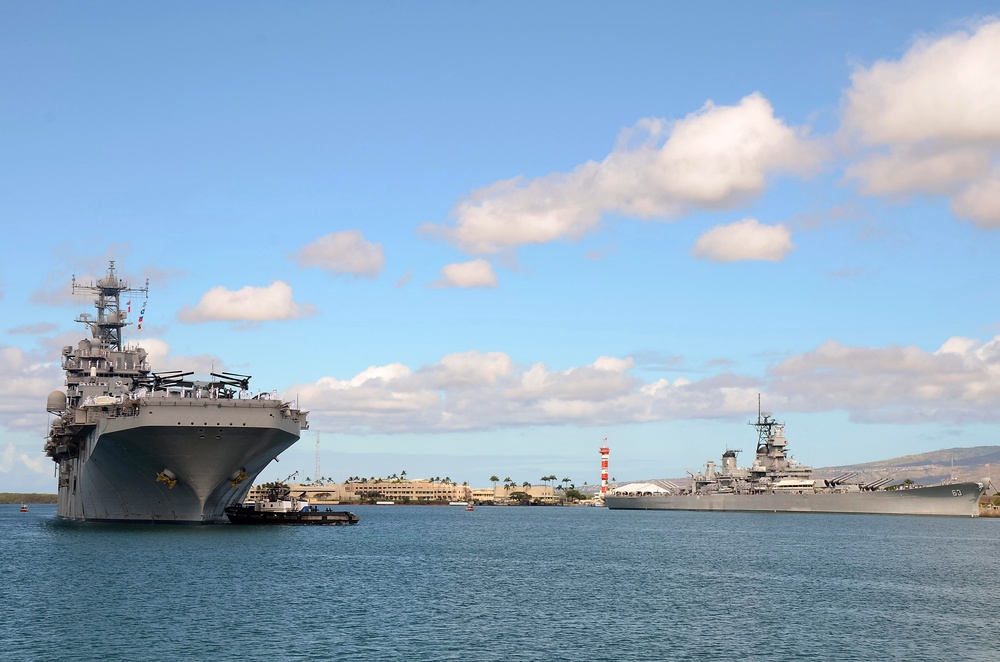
[225,505,359,525]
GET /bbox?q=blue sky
[2,2,1000,492]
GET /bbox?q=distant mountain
[594,446,1000,494]
[815,445,1000,487]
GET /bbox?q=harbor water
[3,503,999,661]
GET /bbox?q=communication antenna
[315,432,321,483]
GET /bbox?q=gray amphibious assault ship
[44,262,309,523]
[605,406,986,517]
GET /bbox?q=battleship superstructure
[605,406,985,517]
[44,262,309,523]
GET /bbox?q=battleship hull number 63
[605,405,985,517]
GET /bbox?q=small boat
[465,504,474,511]
[20,504,28,512]
[225,483,359,526]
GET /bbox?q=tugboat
[225,481,359,526]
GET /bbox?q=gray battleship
[44,262,309,523]
[605,407,985,517]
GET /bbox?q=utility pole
[315,432,321,483]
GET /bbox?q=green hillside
[0,493,58,504]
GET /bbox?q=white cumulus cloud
[843,20,1000,145]
[178,281,315,323]
[692,218,794,262]
[950,174,1000,228]
[286,352,761,434]
[5,335,1000,442]
[432,259,498,288]
[768,336,1000,422]
[278,333,1000,435]
[424,351,513,388]
[0,346,62,432]
[842,19,1000,227]
[292,230,385,278]
[1,442,42,474]
[844,145,991,197]
[424,93,824,254]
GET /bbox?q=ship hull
[224,506,359,525]
[604,482,985,517]
[56,399,303,523]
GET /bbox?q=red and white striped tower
[599,442,610,497]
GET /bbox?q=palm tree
[522,481,531,488]
[562,477,571,491]
[401,470,407,481]
[490,475,500,490]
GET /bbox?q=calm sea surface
[2,503,998,661]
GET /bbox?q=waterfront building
[470,488,495,503]
[343,478,472,503]
[245,479,473,504]
[245,479,558,505]
[492,485,557,504]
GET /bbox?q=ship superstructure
[605,405,985,517]
[686,409,815,495]
[44,261,308,523]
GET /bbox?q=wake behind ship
[605,406,986,517]
[44,262,309,523]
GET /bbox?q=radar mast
[750,393,783,455]
[72,260,149,352]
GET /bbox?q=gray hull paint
[604,482,984,517]
[57,399,302,523]
[47,262,309,524]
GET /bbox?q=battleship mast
[751,393,782,455]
